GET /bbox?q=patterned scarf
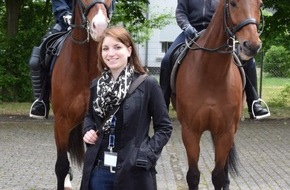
[93,65,134,121]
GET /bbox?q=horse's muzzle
[238,40,262,59]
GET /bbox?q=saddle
[39,30,70,72]
[37,30,70,103]
[169,42,190,95]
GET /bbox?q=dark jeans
[89,166,116,190]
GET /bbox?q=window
[161,42,173,53]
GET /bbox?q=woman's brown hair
[97,26,146,74]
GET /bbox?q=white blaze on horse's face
[90,9,108,41]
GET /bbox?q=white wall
[137,0,181,68]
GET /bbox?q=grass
[260,77,290,102]
[0,102,32,115]
[1,75,290,119]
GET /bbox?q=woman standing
[80,26,172,190]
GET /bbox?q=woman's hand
[83,129,99,144]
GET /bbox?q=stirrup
[251,98,271,120]
[29,99,47,119]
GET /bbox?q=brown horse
[51,0,112,189]
[175,0,263,189]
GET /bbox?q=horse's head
[224,0,264,60]
[74,0,112,42]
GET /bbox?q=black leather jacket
[176,0,220,31]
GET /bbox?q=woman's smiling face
[101,36,132,75]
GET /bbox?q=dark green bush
[0,1,53,102]
[264,45,290,78]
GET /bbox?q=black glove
[183,25,198,40]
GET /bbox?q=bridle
[186,0,264,54]
[70,0,110,44]
[224,0,264,38]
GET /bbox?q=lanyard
[104,115,117,174]
[108,115,116,152]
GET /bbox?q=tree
[111,0,171,43]
[0,0,52,101]
[262,0,290,50]
[4,0,22,37]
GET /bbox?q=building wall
[136,0,181,70]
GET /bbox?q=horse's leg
[54,119,71,190]
[182,125,201,190]
[223,157,230,190]
[64,167,73,189]
[211,132,234,190]
[55,150,70,190]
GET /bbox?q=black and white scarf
[93,65,134,120]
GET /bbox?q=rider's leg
[29,46,49,119]
[243,58,269,119]
[29,22,65,119]
[160,32,186,109]
[160,53,172,109]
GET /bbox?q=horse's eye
[230,0,237,7]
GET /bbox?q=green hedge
[264,45,290,78]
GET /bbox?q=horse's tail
[228,143,240,177]
[68,123,84,167]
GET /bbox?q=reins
[185,36,236,54]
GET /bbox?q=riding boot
[29,46,49,119]
[243,59,269,119]
[160,67,171,109]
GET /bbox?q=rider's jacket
[52,0,116,31]
[176,0,220,32]
[52,0,73,30]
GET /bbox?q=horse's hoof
[64,173,72,189]
[68,167,73,181]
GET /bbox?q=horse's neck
[70,4,99,81]
[203,10,227,50]
[199,7,233,72]
[72,2,88,42]
[69,40,99,80]
[195,29,233,78]
[87,42,100,80]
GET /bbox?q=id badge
[104,151,118,167]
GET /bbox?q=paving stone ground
[0,115,289,190]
